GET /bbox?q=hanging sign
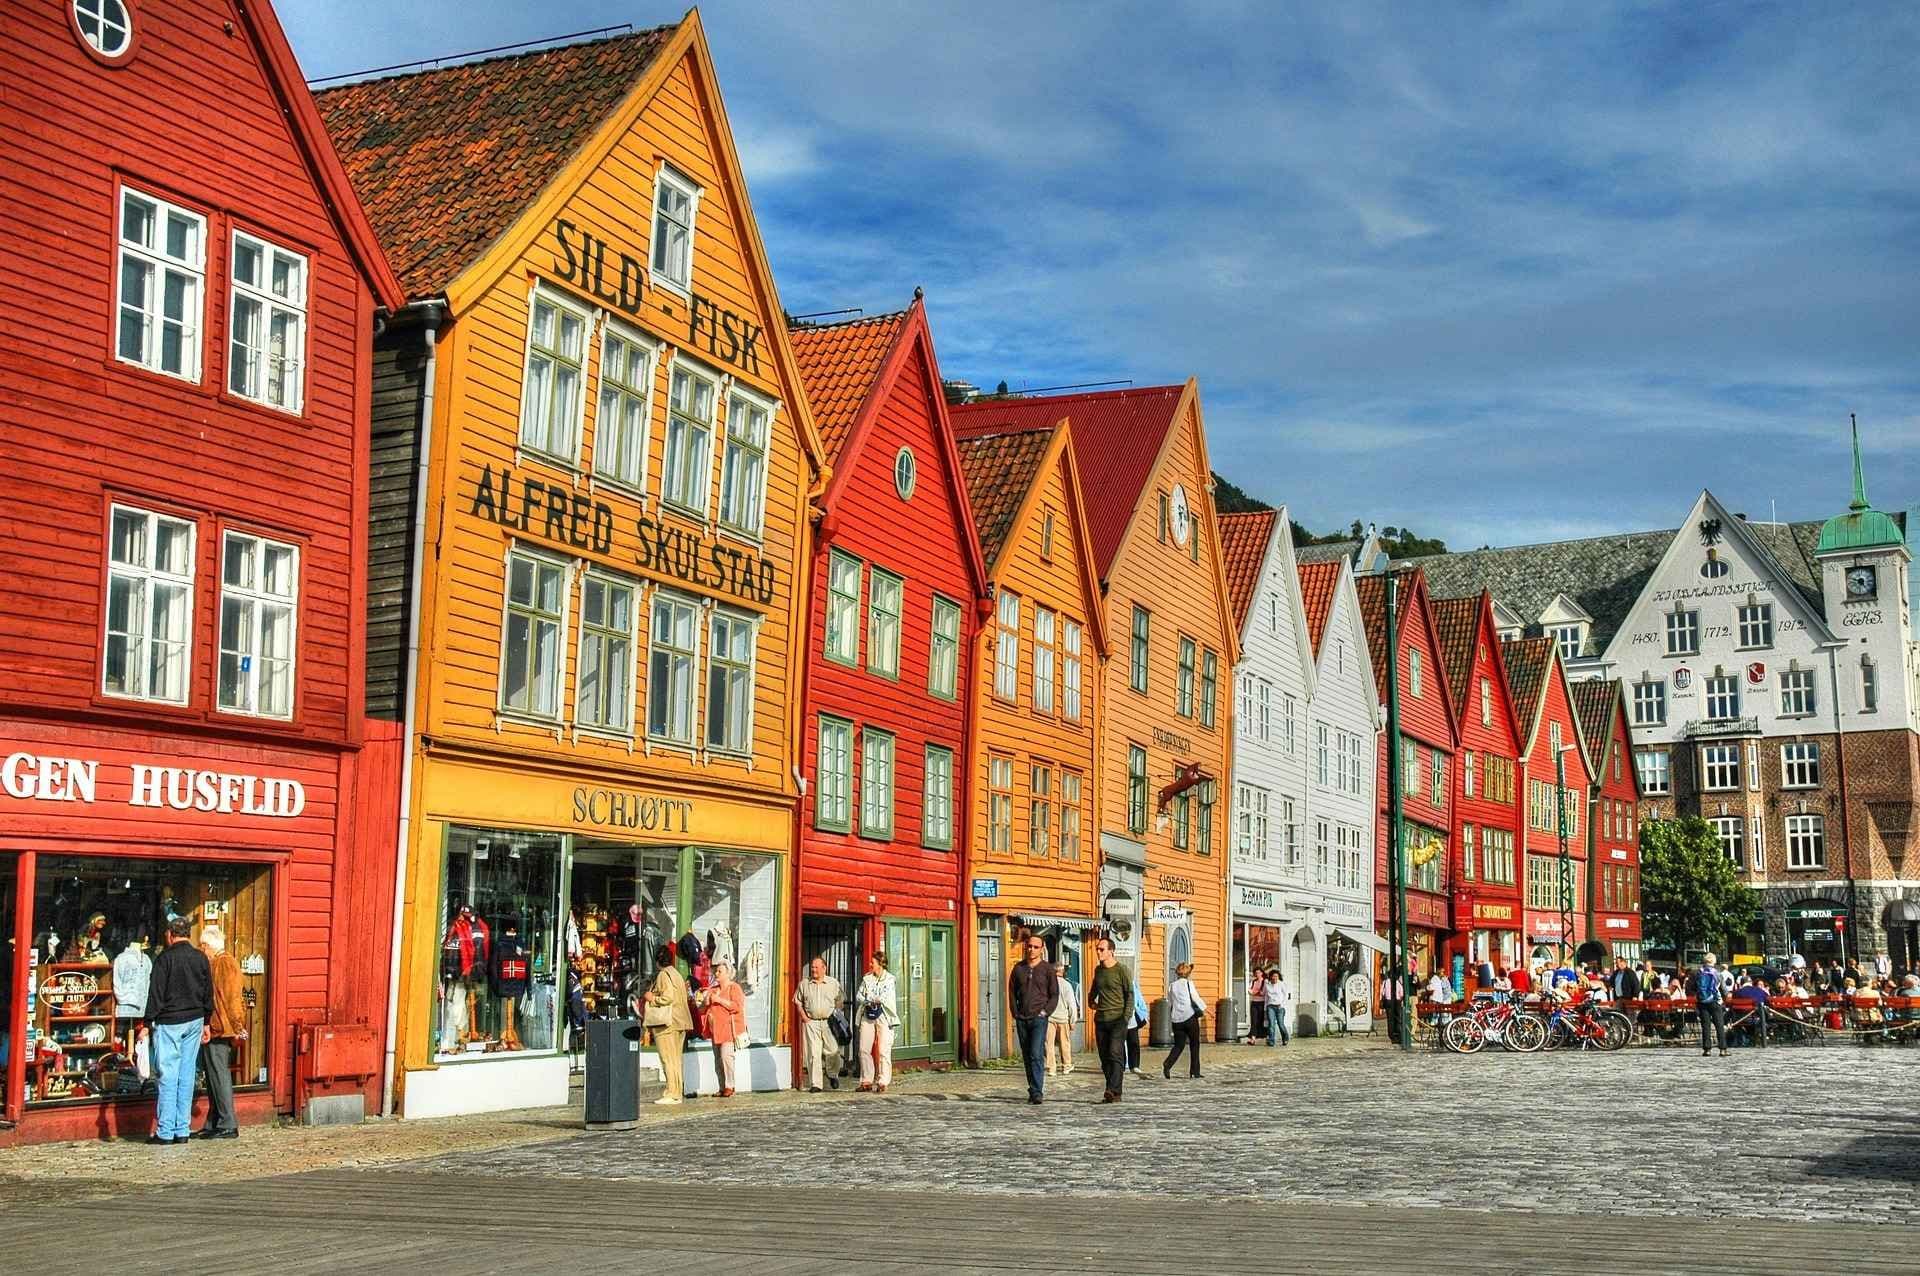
[1149,900,1186,924]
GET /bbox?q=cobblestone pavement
[400,1042,1920,1225]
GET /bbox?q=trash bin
[584,1018,642,1130]
[1149,996,1172,1047]
[1214,997,1237,1043]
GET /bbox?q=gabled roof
[1297,539,1361,566]
[1569,678,1621,768]
[1296,560,1341,656]
[957,429,1055,570]
[788,310,910,465]
[1219,510,1279,633]
[316,26,677,298]
[1354,568,1457,743]
[1429,595,1482,722]
[1501,636,1556,751]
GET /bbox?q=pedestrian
[1125,979,1149,1078]
[1008,934,1059,1105]
[144,915,211,1146]
[194,923,246,1139]
[1046,959,1079,1077]
[1508,963,1532,997]
[1263,967,1291,1046]
[1872,950,1891,981]
[1087,936,1133,1103]
[704,959,746,1097]
[1696,952,1728,1058]
[1608,956,1641,1005]
[1247,968,1266,1044]
[1789,951,1807,974]
[1163,962,1205,1079]
[792,956,844,1093]
[1731,973,1769,1048]
[646,941,694,1104]
[854,952,898,1094]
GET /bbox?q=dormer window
[650,164,699,293]
[1548,622,1586,661]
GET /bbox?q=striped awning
[1333,926,1391,956]
[1012,913,1106,934]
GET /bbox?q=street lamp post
[1385,572,1410,1050]
[1555,743,1575,967]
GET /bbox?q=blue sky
[284,2,1919,549]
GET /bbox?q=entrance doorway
[1787,900,1847,964]
[1289,927,1317,1033]
[799,914,862,996]
[975,915,1004,1061]
[884,921,954,1061]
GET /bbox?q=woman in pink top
[704,959,747,1097]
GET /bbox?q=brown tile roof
[1569,678,1620,765]
[1430,595,1482,722]
[1354,574,1391,697]
[1296,560,1341,657]
[1218,510,1277,634]
[1501,636,1556,745]
[787,311,909,467]
[1297,539,1361,566]
[956,428,1057,572]
[315,27,677,298]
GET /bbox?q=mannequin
[490,918,530,1051]
[439,903,492,1050]
[113,933,153,1052]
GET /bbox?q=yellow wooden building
[953,418,1108,1061]
[319,15,824,1116]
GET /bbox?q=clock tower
[1816,419,1912,730]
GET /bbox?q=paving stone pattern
[400,1045,1920,1224]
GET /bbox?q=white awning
[1333,926,1391,956]
[1012,913,1106,934]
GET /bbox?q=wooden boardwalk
[2,1169,1913,1274]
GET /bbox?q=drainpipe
[380,299,446,1118]
[1826,645,1857,964]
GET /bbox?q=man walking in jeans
[145,916,212,1146]
[1007,934,1058,1104]
[1087,936,1133,1104]
[1696,952,1729,1057]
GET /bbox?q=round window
[72,0,135,63]
[894,447,916,501]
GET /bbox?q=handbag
[827,1009,852,1046]
[643,1000,672,1029]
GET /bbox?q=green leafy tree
[1639,816,1760,958]
[1211,472,1273,514]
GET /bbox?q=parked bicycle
[1443,995,1546,1054]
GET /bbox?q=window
[1127,745,1148,833]
[227,231,306,412]
[816,717,852,831]
[1200,650,1218,728]
[1060,772,1083,861]
[1480,676,1492,727]
[1402,739,1420,798]
[1635,748,1671,796]
[74,0,133,58]
[1316,724,1330,787]
[1665,608,1699,656]
[576,573,635,733]
[1281,691,1296,753]
[1482,828,1515,885]
[1549,623,1584,660]
[718,391,771,536]
[1314,820,1330,884]
[1345,733,1367,795]
[1781,742,1820,789]
[1778,668,1816,717]
[214,530,298,718]
[994,590,1020,700]
[1267,593,1280,634]
[103,507,193,704]
[1157,492,1169,542]
[1239,675,1254,738]
[1033,607,1056,713]
[1462,750,1476,798]
[860,729,895,837]
[499,550,567,719]
[1861,656,1878,712]
[1280,797,1300,869]
[1710,816,1744,866]
[1785,814,1825,870]
[1430,752,1445,808]
[1737,603,1773,650]
[1130,607,1150,694]
[928,596,961,700]
[1408,648,1422,698]
[1039,512,1055,559]
[1063,620,1084,720]
[1701,743,1739,791]
[1632,678,1666,726]
[922,746,954,849]
[1177,637,1196,717]
[987,756,1014,853]
[893,447,916,501]
[1408,830,1441,892]
[647,592,699,743]
[1197,780,1216,855]
[1527,855,1562,910]
[116,188,204,381]
[1236,784,1270,861]
[518,287,587,461]
[662,361,717,513]
[1172,792,1190,850]
[1483,754,1514,805]
[866,568,902,679]
[1705,674,1740,722]
[706,609,755,753]
[593,325,653,488]
[1029,764,1052,857]
[650,164,698,291]
[824,550,861,665]
[1255,680,1273,743]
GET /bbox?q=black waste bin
[1214,997,1237,1042]
[584,1018,642,1129]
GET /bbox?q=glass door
[887,921,955,1061]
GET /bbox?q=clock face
[1847,566,1877,599]
[1169,485,1191,547]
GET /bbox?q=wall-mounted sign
[1149,900,1186,924]
[471,463,616,554]
[1673,667,1693,691]
[570,786,694,834]
[1155,873,1196,897]
[636,513,777,605]
[1151,726,1193,755]
[1473,903,1515,923]
[971,878,999,900]
[1,752,305,818]
[1746,662,1766,686]
[552,220,646,318]
[686,294,764,375]
[1236,885,1276,911]
[1605,918,1630,929]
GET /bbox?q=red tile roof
[1430,594,1483,722]
[315,27,677,298]
[1354,574,1392,697]
[956,428,1057,571]
[1501,636,1556,744]
[1296,560,1341,657]
[951,384,1185,579]
[1569,678,1620,764]
[1218,510,1278,635]
[788,311,909,467]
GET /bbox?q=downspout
[380,299,446,1118]
[1827,645,1856,964]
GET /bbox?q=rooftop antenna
[308,24,634,85]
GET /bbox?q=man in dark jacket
[145,915,213,1145]
[1608,957,1642,1004]
[1007,934,1059,1105]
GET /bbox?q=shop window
[570,844,678,1027]
[217,530,299,719]
[27,854,271,1104]
[815,716,852,831]
[994,590,1020,699]
[501,549,567,720]
[860,728,895,838]
[865,568,902,679]
[705,609,756,754]
[650,164,699,293]
[885,921,953,1058]
[1177,637,1196,717]
[437,828,561,1060]
[576,572,635,734]
[688,850,779,1042]
[928,596,960,699]
[662,361,717,514]
[116,187,204,381]
[1033,607,1056,713]
[1062,619,1084,720]
[592,324,654,490]
[227,230,307,413]
[647,591,699,744]
[718,390,771,536]
[518,286,587,463]
[104,505,195,704]
[922,745,954,849]
[824,550,861,666]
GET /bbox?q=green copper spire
[1818,414,1902,554]
[1850,413,1870,512]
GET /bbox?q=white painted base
[400,1052,571,1120]
[640,1044,792,1095]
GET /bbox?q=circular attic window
[894,447,917,501]
[72,0,136,65]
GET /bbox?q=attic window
[1040,511,1056,559]
[650,164,700,293]
[893,447,916,501]
[1548,622,1586,661]
[73,0,135,63]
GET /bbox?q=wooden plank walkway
[2,1169,1914,1275]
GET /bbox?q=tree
[1639,816,1760,959]
[1211,472,1272,514]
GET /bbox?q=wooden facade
[0,0,403,1140]
[1573,679,1644,958]
[1505,637,1597,959]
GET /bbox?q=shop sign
[1151,726,1193,755]
[470,463,616,553]
[571,785,695,834]
[1149,900,1186,924]
[1787,903,1844,920]
[971,878,998,899]
[1,752,306,818]
[1610,848,1628,861]
[1236,885,1276,912]
[636,512,777,604]
[1606,918,1630,929]
[1343,973,1372,1031]
[1474,903,1515,923]
[1155,872,1196,897]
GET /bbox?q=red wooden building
[1432,593,1526,987]
[788,298,986,1067]
[1571,679,1644,961]
[1356,569,1459,979]
[1503,637,1598,964]
[0,0,403,1142]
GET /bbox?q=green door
[885,921,955,1061]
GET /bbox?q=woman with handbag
[854,952,899,1093]
[644,942,694,1105]
[705,959,748,1097]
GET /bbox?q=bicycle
[1541,995,1632,1051]
[1443,995,1546,1053]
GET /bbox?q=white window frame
[994,591,1021,700]
[1033,606,1057,713]
[591,319,658,493]
[217,529,299,719]
[1549,623,1584,661]
[1480,676,1492,727]
[1634,748,1671,796]
[824,549,862,665]
[1861,656,1878,712]
[1704,674,1740,722]
[1781,741,1820,790]
[1280,797,1300,870]
[705,606,758,755]
[1281,691,1296,754]
[575,570,637,736]
[1666,608,1699,656]
[1316,723,1331,787]
[649,162,701,295]
[115,187,205,383]
[1063,619,1084,721]
[516,282,590,464]
[1632,678,1666,726]
[1701,743,1740,792]
[498,546,570,722]
[646,589,702,745]
[718,385,776,539]
[859,728,896,839]
[1314,820,1330,884]
[815,716,853,831]
[1408,647,1422,698]
[929,595,961,701]
[661,355,720,516]
[1737,602,1773,650]
[75,0,133,58]
[1778,668,1816,718]
[1709,815,1744,867]
[1235,783,1270,862]
[1785,814,1825,870]
[103,505,196,705]
[865,566,903,680]
[227,229,307,414]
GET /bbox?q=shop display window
[688,850,777,1043]
[570,844,679,1029]
[26,854,271,1104]
[436,827,562,1060]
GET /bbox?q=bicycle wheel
[1504,1013,1547,1053]
[1540,1017,1572,1051]
[1598,1011,1633,1051]
[1444,1015,1486,1054]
